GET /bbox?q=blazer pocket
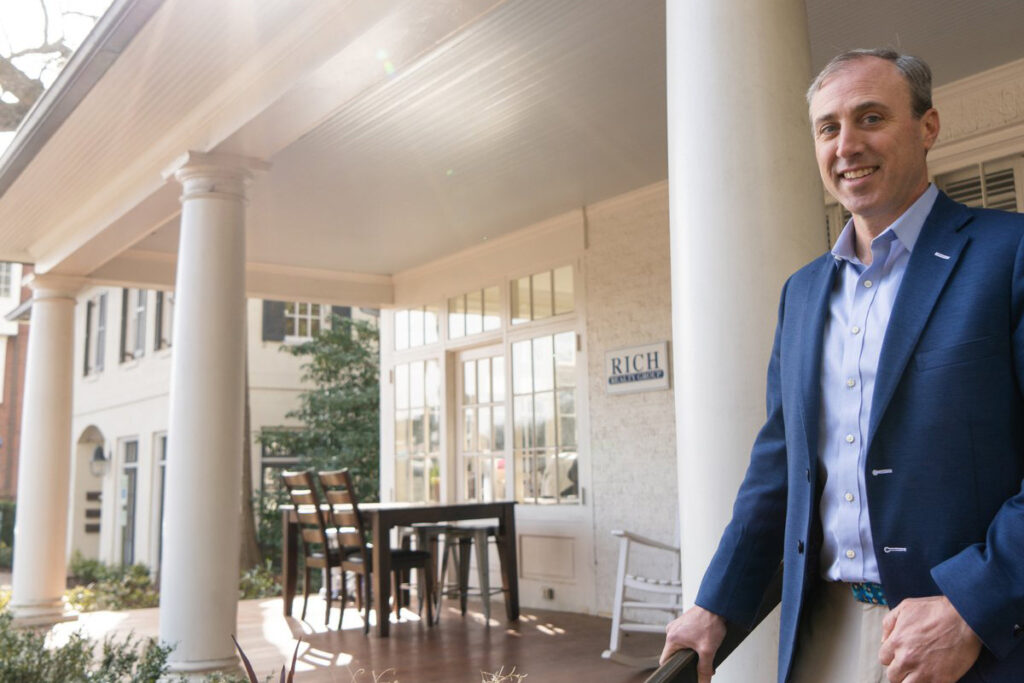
[914,336,1000,372]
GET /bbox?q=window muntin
[448,285,501,340]
[510,265,574,325]
[394,305,440,350]
[511,331,578,504]
[394,359,441,502]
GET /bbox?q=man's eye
[818,124,838,137]
[862,114,882,124]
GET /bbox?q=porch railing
[644,563,784,683]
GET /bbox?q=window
[511,331,579,504]
[0,263,11,298]
[448,286,501,339]
[120,288,147,362]
[936,158,1022,211]
[155,434,167,571]
[394,359,442,502]
[121,439,139,565]
[459,353,506,502]
[154,291,174,350]
[284,301,325,340]
[510,265,574,325]
[394,305,440,350]
[84,292,107,375]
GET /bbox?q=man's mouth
[839,167,877,180]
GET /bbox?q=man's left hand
[879,595,982,682]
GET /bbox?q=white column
[666,2,824,681]
[9,274,84,626]
[159,152,266,674]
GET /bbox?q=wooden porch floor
[56,596,664,682]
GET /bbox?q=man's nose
[835,126,864,158]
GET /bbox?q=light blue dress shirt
[818,183,939,583]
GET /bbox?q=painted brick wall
[584,181,680,617]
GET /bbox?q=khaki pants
[790,581,889,683]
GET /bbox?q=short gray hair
[806,48,933,118]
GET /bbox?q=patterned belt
[850,581,887,606]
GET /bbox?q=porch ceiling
[1,0,1022,297]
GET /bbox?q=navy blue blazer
[695,192,1024,682]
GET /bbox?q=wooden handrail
[644,564,784,683]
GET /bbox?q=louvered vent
[937,161,1021,212]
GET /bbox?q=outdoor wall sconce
[89,445,110,477]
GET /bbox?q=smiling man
[660,49,1024,683]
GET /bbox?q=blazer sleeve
[695,279,791,627]
[930,228,1024,660]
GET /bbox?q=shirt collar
[831,183,939,264]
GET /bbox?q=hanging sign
[605,341,670,394]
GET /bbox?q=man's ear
[921,108,940,152]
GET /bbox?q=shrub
[0,610,171,681]
[239,560,281,600]
[64,560,159,612]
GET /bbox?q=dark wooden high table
[281,501,518,636]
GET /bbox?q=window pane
[410,360,425,408]
[395,411,409,454]
[553,266,574,315]
[492,356,506,401]
[493,405,505,451]
[513,396,533,449]
[477,358,491,403]
[533,335,554,392]
[558,451,579,501]
[554,331,576,388]
[410,408,425,450]
[478,406,491,452]
[514,450,532,501]
[428,457,441,502]
[466,290,483,335]
[483,286,501,331]
[425,306,440,344]
[537,451,555,501]
[534,391,555,449]
[479,457,494,502]
[558,389,577,449]
[495,455,507,500]
[411,457,426,502]
[463,408,476,452]
[425,359,441,408]
[464,457,477,501]
[463,359,476,404]
[395,310,409,350]
[395,455,410,500]
[532,271,553,320]
[409,308,424,347]
[395,364,409,410]
[512,340,532,395]
[448,296,465,339]
[511,277,530,325]
[298,319,307,337]
[428,408,441,450]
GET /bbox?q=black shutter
[119,289,129,361]
[262,300,286,341]
[331,306,351,320]
[84,301,93,375]
[154,292,163,350]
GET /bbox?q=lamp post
[89,446,109,477]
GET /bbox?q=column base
[165,656,242,679]
[9,602,78,628]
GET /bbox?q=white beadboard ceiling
[1,0,1023,289]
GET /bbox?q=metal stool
[439,522,507,623]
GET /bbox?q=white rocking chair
[601,529,683,668]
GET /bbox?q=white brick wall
[583,181,680,617]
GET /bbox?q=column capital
[24,273,86,300]
[163,151,270,202]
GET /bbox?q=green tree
[267,315,380,502]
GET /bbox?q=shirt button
[846,378,856,388]
[851,326,861,335]
[845,434,855,444]
[846,549,856,559]
[844,492,854,502]
[864,280,873,288]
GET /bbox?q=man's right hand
[660,605,728,683]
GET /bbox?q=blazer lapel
[797,256,838,476]
[867,194,972,444]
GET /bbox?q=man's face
[809,57,939,232]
